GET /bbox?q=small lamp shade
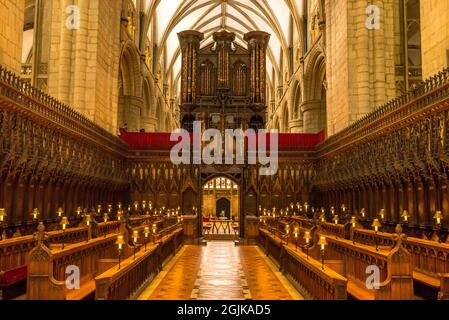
[379,209,385,220]
[0,208,6,222]
[434,211,443,225]
[116,235,125,250]
[57,208,64,217]
[133,230,139,243]
[85,214,91,226]
[108,205,112,213]
[60,217,69,230]
[360,208,366,218]
[76,207,82,216]
[330,206,335,215]
[103,213,109,223]
[372,219,382,232]
[31,208,40,220]
[304,202,309,211]
[144,227,150,237]
[333,215,339,225]
[97,205,102,214]
[318,236,327,250]
[285,224,290,234]
[118,202,122,210]
[350,216,357,228]
[402,210,410,222]
[304,231,312,244]
[152,223,157,233]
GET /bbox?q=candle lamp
[117,202,122,210]
[372,219,382,251]
[97,205,102,215]
[142,201,147,211]
[152,223,157,243]
[350,216,357,244]
[285,224,290,245]
[318,236,327,270]
[294,226,299,250]
[401,210,410,224]
[60,217,69,249]
[117,210,123,222]
[333,215,339,239]
[108,205,112,214]
[103,213,109,223]
[116,235,125,269]
[379,209,385,221]
[330,206,335,216]
[57,207,64,219]
[85,214,91,227]
[0,208,6,241]
[132,230,139,259]
[360,208,366,219]
[31,208,40,222]
[304,202,309,214]
[434,211,443,226]
[134,201,139,212]
[144,227,150,251]
[304,231,312,259]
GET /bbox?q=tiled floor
[139,241,303,300]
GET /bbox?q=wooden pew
[0,226,89,300]
[311,227,414,300]
[95,227,184,300]
[27,223,118,300]
[258,228,348,300]
[352,227,449,299]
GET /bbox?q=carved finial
[34,222,48,245]
[395,224,403,235]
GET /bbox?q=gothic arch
[281,102,290,133]
[119,42,141,97]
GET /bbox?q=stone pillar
[301,100,323,133]
[118,96,143,131]
[289,119,303,133]
[244,31,270,107]
[178,30,204,106]
[0,0,24,74]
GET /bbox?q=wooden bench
[258,228,348,300]
[27,223,118,300]
[352,227,449,299]
[95,227,184,300]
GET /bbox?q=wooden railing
[319,67,449,153]
[27,225,118,300]
[95,227,183,300]
[258,228,347,300]
[0,226,88,274]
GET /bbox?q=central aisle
[139,242,303,300]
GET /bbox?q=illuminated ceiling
[141,0,303,87]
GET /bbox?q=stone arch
[118,42,142,131]
[302,45,326,133]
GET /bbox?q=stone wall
[47,0,121,133]
[0,0,24,74]
[421,0,449,78]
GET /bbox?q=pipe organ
[178,30,270,133]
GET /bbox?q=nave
[139,242,301,300]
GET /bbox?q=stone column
[244,31,270,107]
[301,100,322,133]
[0,0,24,74]
[289,119,303,133]
[178,30,204,106]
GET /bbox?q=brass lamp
[103,213,109,223]
[76,207,82,217]
[330,206,335,215]
[144,227,150,251]
[117,210,123,222]
[31,208,40,222]
[294,226,299,250]
[0,208,6,222]
[333,215,339,225]
[60,217,69,249]
[85,214,91,227]
[402,210,410,223]
[132,230,139,259]
[434,211,443,226]
[360,208,366,219]
[341,204,347,215]
[142,201,147,211]
[304,202,309,213]
[57,207,64,218]
[304,231,312,258]
[118,202,122,210]
[285,224,290,245]
[134,201,139,211]
[152,223,157,243]
[350,216,357,244]
[318,236,328,270]
[379,209,385,221]
[372,219,382,251]
[97,205,102,215]
[116,235,125,269]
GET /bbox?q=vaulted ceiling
[139,0,304,90]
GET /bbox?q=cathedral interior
[2,0,449,303]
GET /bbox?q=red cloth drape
[119,129,325,151]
